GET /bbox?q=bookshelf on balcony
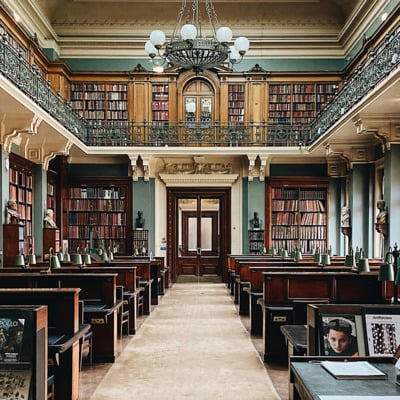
[152,83,169,124]
[267,82,337,126]
[69,82,128,121]
[228,83,245,124]
[64,178,132,255]
[266,177,329,254]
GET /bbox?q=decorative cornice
[159,173,239,187]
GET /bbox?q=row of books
[17,204,32,221]
[228,84,245,92]
[152,84,169,92]
[228,108,245,115]
[271,239,326,253]
[272,225,299,238]
[269,83,336,95]
[299,225,327,239]
[228,93,245,101]
[9,170,33,188]
[272,200,305,212]
[152,93,168,100]
[79,110,128,120]
[269,102,291,109]
[152,101,169,110]
[228,101,245,108]
[301,212,326,225]
[272,187,326,200]
[71,92,128,101]
[70,83,128,92]
[153,111,169,120]
[67,225,126,239]
[69,187,126,199]
[68,212,126,225]
[67,199,126,212]
[293,103,315,110]
[133,230,149,240]
[272,227,326,241]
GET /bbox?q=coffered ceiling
[3,0,386,58]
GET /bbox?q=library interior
[0,0,399,399]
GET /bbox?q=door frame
[167,187,231,283]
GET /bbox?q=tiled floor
[79,289,290,400]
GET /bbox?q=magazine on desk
[362,308,400,357]
[320,360,387,380]
[0,318,25,363]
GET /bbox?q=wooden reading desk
[290,356,400,400]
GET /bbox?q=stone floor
[79,284,289,400]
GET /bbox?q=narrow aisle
[88,283,281,400]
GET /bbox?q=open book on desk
[321,360,387,379]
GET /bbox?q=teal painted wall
[242,177,249,253]
[133,178,155,254]
[385,144,400,249]
[242,178,265,254]
[350,164,374,257]
[58,57,346,73]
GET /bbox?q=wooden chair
[79,300,93,369]
[47,374,55,400]
[117,285,130,337]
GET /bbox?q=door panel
[179,198,219,276]
[167,187,231,283]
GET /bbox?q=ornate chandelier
[145,0,250,73]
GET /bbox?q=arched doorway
[167,187,231,283]
[183,79,215,123]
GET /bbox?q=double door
[179,197,219,276]
[167,187,231,281]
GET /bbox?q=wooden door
[167,188,231,282]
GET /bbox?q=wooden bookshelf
[133,229,149,256]
[64,178,132,254]
[268,82,337,125]
[69,82,128,121]
[152,83,169,123]
[228,83,245,124]
[7,153,34,257]
[248,230,264,254]
[266,177,329,254]
[46,169,57,213]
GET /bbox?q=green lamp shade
[378,263,394,281]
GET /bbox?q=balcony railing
[85,120,309,147]
[0,19,398,148]
[310,24,400,142]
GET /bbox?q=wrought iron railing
[310,25,400,142]
[85,120,309,147]
[0,33,86,141]
[0,19,398,148]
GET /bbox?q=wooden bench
[259,270,383,362]
[0,288,88,400]
[0,272,120,363]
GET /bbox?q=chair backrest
[78,299,85,324]
[116,285,124,301]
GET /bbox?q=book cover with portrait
[320,314,359,357]
[0,318,25,362]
